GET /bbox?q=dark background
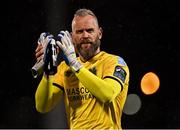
[0,0,179,129]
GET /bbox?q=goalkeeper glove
[56,30,82,72]
[31,32,57,77]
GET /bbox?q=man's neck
[79,48,100,62]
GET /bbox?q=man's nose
[82,31,89,38]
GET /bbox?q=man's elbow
[35,103,50,113]
[99,94,115,103]
[100,89,120,103]
[101,98,111,103]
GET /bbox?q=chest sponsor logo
[66,87,94,101]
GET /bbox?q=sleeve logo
[113,66,126,83]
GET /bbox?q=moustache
[80,39,93,44]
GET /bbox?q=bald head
[71,9,99,31]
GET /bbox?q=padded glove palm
[56,31,82,72]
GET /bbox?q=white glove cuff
[70,60,83,72]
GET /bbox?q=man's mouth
[81,41,92,44]
[81,43,91,48]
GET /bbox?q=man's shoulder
[101,51,123,59]
[101,51,127,66]
[100,51,118,58]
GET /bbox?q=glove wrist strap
[70,60,83,73]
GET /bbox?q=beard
[75,37,101,61]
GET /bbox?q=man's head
[71,8,103,61]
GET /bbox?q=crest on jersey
[89,67,97,75]
[65,70,73,77]
[113,66,126,83]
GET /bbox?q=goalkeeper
[34,8,130,129]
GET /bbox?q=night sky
[0,0,179,128]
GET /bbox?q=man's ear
[99,27,103,39]
[70,32,78,53]
[70,32,74,42]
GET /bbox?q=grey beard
[76,39,101,61]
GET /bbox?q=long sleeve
[35,75,63,113]
[75,67,121,103]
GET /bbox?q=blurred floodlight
[123,93,141,115]
[141,72,160,95]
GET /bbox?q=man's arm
[75,67,121,103]
[33,32,63,113]
[35,75,63,113]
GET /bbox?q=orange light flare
[141,72,160,95]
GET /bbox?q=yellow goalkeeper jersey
[53,51,130,129]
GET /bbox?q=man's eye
[76,30,83,34]
[87,29,94,33]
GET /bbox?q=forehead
[72,15,98,30]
